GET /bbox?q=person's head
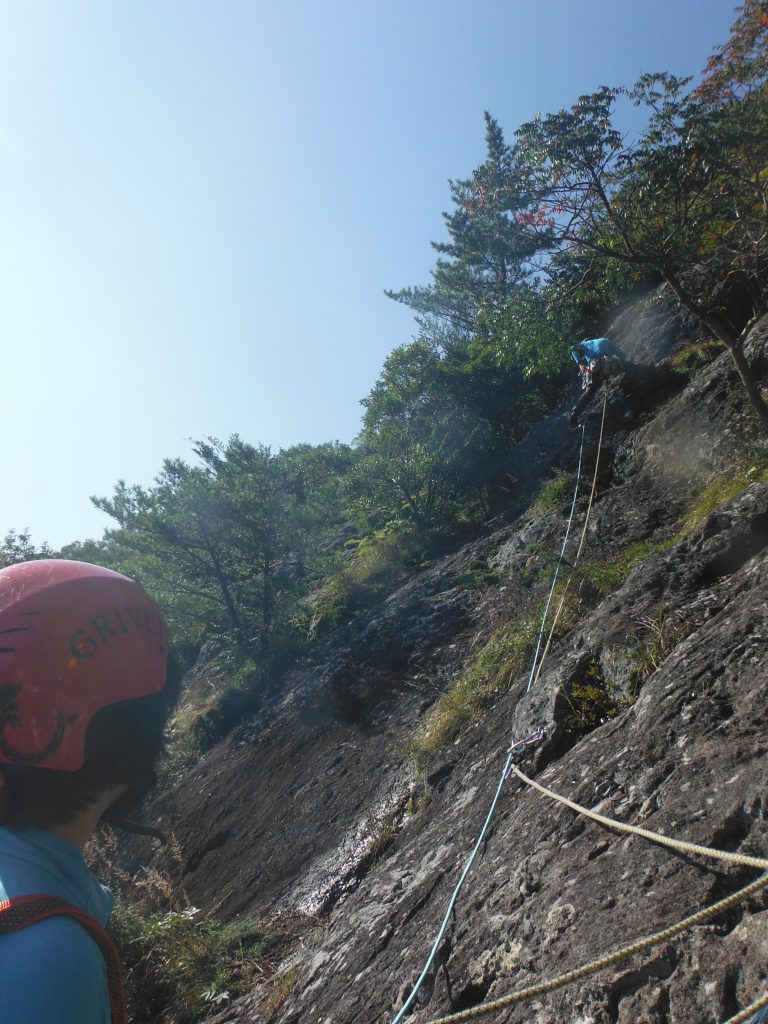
[0,560,181,830]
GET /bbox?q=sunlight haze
[0,0,738,547]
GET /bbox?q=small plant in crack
[363,810,400,863]
[558,659,619,735]
[265,968,298,1013]
[624,608,688,693]
[404,768,432,817]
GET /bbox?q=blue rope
[748,1007,768,1024]
[526,423,586,692]
[389,424,587,1024]
[390,736,527,1023]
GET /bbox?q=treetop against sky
[0,0,739,547]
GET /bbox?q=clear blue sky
[0,0,739,548]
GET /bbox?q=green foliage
[93,438,352,660]
[410,426,768,766]
[0,529,53,567]
[409,605,543,764]
[672,339,724,374]
[690,57,768,325]
[85,831,282,1024]
[112,902,276,1023]
[558,660,619,735]
[351,338,499,532]
[559,451,768,601]
[694,0,768,105]
[470,282,575,414]
[310,527,425,637]
[377,115,579,528]
[532,471,575,513]
[561,609,690,737]
[566,454,768,602]
[58,535,116,565]
[375,2,761,535]
[6,9,768,793]
[169,659,271,764]
[456,559,500,590]
[678,456,768,534]
[549,244,659,332]
[409,533,673,765]
[572,541,669,597]
[509,12,768,422]
[386,113,547,343]
[624,609,688,691]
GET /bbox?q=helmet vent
[0,628,30,635]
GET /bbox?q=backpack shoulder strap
[0,893,128,1024]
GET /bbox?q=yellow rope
[515,387,768,1024]
[417,388,768,1024]
[419,765,768,1024]
[423,873,768,1024]
[574,387,608,564]
[511,765,768,871]
[529,389,608,692]
[721,990,768,1024]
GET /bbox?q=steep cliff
[134,290,768,1024]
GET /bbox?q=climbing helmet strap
[0,893,128,1024]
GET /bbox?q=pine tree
[385,113,545,351]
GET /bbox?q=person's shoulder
[0,915,110,1023]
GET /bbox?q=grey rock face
[155,312,768,1024]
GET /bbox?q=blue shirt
[571,337,622,363]
[0,827,113,1024]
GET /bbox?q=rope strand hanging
[389,422,591,1024]
[388,389,767,1024]
[529,389,608,692]
[525,420,590,692]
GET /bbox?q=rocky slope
[134,291,768,1024]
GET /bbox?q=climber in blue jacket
[569,337,626,430]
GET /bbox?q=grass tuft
[677,457,768,537]
[672,339,723,374]
[86,831,283,1024]
[310,527,425,637]
[532,471,576,514]
[265,968,299,1013]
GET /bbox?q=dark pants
[569,371,603,427]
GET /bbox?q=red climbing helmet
[0,560,169,772]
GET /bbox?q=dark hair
[4,654,182,829]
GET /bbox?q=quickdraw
[504,728,547,777]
